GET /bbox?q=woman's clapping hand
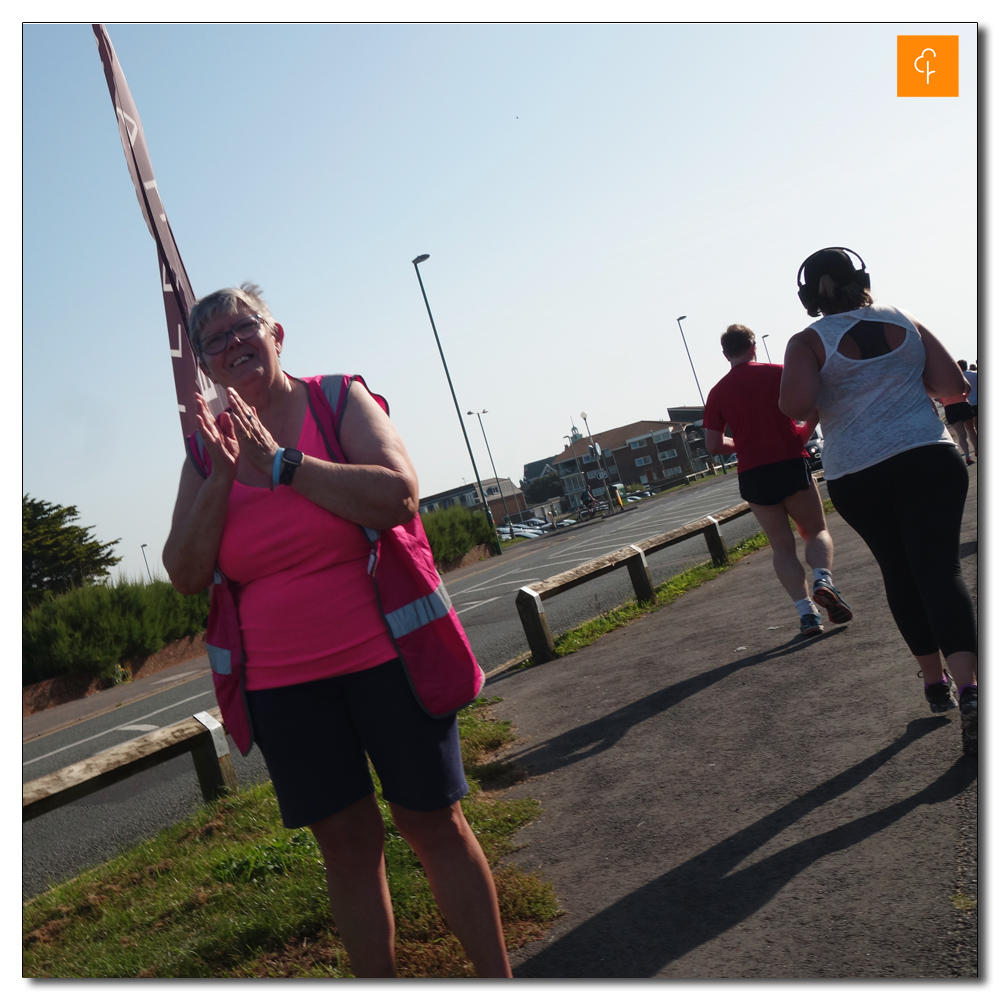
[194,392,239,482]
[225,387,280,477]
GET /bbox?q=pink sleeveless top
[216,404,397,691]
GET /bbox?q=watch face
[279,448,304,485]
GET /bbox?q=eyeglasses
[198,314,264,356]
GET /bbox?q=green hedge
[420,506,495,567]
[22,578,209,686]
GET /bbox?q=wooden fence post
[191,711,238,802]
[704,515,729,566]
[515,587,556,663]
[625,545,656,604]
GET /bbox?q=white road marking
[117,724,160,732]
[23,688,215,768]
[455,596,503,615]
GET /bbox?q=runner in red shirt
[703,324,852,635]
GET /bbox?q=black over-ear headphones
[796,246,870,308]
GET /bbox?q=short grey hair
[188,282,275,358]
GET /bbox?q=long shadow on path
[515,717,976,978]
[505,629,845,778]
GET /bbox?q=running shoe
[966,457,975,466]
[799,612,824,635]
[924,673,958,714]
[813,583,854,624]
[959,687,978,756]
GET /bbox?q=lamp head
[677,315,687,322]
[412,254,430,264]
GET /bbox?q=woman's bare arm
[162,396,239,595]
[293,382,419,528]
[779,331,823,420]
[162,460,235,594]
[916,321,969,397]
[224,381,419,531]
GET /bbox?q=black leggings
[827,444,976,659]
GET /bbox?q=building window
[639,474,648,484]
[607,465,618,476]
[582,453,595,464]
[564,474,584,493]
[652,430,673,443]
[587,470,602,480]
[658,449,678,461]
[635,455,652,466]
[663,465,683,477]
[629,438,650,450]
[486,486,500,495]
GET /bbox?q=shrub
[420,507,494,567]
[22,577,209,685]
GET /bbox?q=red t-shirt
[703,362,808,473]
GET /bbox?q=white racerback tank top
[810,303,953,479]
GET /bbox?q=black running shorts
[737,457,812,507]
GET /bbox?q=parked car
[555,518,576,527]
[497,525,542,540]
[805,430,823,471]
[521,518,555,532]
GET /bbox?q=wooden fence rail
[23,708,237,823]
[515,500,753,664]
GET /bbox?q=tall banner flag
[92,23,222,442]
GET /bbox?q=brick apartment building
[550,414,718,508]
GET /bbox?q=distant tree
[523,472,563,505]
[23,495,121,613]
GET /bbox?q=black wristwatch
[279,448,304,486]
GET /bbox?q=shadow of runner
[506,629,846,777]
[515,717,976,978]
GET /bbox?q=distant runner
[704,324,852,635]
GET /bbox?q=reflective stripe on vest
[384,581,453,638]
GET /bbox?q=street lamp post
[580,411,617,512]
[140,543,153,584]
[411,255,502,555]
[676,314,726,474]
[467,409,513,528]
[761,334,772,363]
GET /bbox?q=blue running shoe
[813,583,853,624]
[799,612,824,635]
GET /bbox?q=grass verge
[23,698,560,979]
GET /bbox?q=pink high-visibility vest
[187,373,484,755]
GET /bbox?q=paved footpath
[491,467,978,978]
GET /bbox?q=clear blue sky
[22,20,979,582]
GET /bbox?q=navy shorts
[738,457,812,507]
[245,658,469,828]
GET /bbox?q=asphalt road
[22,474,770,900]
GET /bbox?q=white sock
[813,568,833,588]
[795,598,818,617]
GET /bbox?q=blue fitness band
[272,448,285,488]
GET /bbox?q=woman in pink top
[163,284,511,978]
